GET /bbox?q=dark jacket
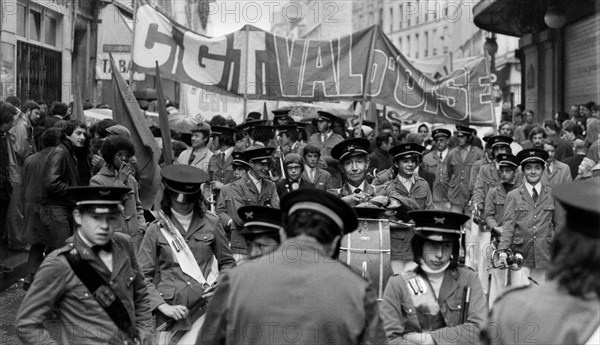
[369,147,393,174]
[562,153,585,179]
[41,140,82,206]
[21,147,54,245]
[199,235,388,345]
[301,167,333,190]
[16,232,154,345]
[275,177,313,198]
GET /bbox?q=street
[0,283,60,344]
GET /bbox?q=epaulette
[57,242,77,256]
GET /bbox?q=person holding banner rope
[137,165,235,344]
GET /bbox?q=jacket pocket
[543,205,555,212]
[124,268,137,287]
[444,299,463,326]
[402,304,417,317]
[159,287,175,301]
[72,285,94,300]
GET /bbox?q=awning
[473,0,596,37]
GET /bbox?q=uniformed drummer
[381,210,488,345]
[137,164,235,344]
[483,179,600,344]
[16,186,154,345]
[237,205,282,259]
[329,138,378,205]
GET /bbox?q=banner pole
[128,0,139,87]
[242,25,250,117]
[360,27,378,137]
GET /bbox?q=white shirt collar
[347,180,367,192]
[524,181,542,195]
[397,173,416,185]
[222,146,234,159]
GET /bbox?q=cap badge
[98,190,111,196]
[347,145,355,151]
[245,211,254,219]
[530,151,536,155]
[434,217,445,224]
[185,185,194,190]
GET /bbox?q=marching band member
[329,138,377,204]
[199,189,388,345]
[422,128,451,211]
[137,165,235,344]
[495,148,565,287]
[237,205,282,259]
[277,123,305,155]
[275,153,312,198]
[483,153,520,306]
[484,179,600,344]
[207,126,237,202]
[308,111,345,187]
[16,186,155,345]
[215,151,250,242]
[381,210,488,345]
[378,143,433,274]
[216,147,280,262]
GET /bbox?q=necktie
[354,188,362,194]
[439,152,443,160]
[547,165,552,174]
[532,187,538,202]
[310,169,315,182]
[188,152,196,165]
[220,152,226,166]
[92,243,112,255]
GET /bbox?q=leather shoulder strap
[65,252,136,341]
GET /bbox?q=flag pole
[128,0,139,86]
[155,61,174,165]
[242,25,250,118]
[360,27,378,137]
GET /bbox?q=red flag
[110,54,161,209]
[72,75,86,123]
[155,61,174,165]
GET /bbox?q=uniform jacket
[234,137,252,152]
[90,166,146,247]
[199,235,388,345]
[275,177,313,198]
[423,150,450,203]
[330,181,377,198]
[381,265,488,345]
[282,141,306,155]
[207,149,235,185]
[137,211,235,331]
[484,280,600,345]
[483,183,518,229]
[307,131,344,160]
[499,184,565,269]
[541,160,572,188]
[301,167,333,190]
[16,232,154,345]
[42,140,82,206]
[445,145,484,208]
[379,175,434,211]
[214,173,280,251]
[369,147,393,174]
[468,156,492,199]
[176,147,213,172]
[10,113,35,166]
[21,147,53,245]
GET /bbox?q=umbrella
[168,114,197,134]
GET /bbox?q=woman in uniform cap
[381,210,488,345]
[137,164,235,344]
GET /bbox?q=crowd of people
[0,94,599,345]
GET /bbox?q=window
[415,33,419,59]
[29,10,41,41]
[398,4,403,29]
[407,36,411,57]
[424,32,429,57]
[44,16,57,46]
[379,8,383,27]
[389,7,394,32]
[17,4,27,37]
[399,38,402,51]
